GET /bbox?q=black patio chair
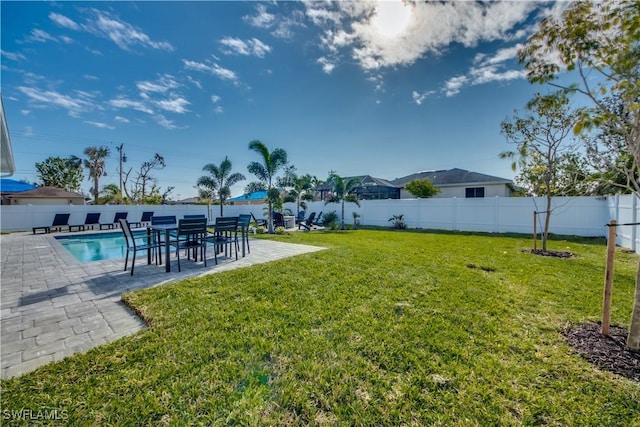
[100,212,128,230]
[150,215,177,264]
[207,216,239,263]
[313,211,323,226]
[295,211,306,225]
[169,217,208,272]
[69,212,101,232]
[119,218,161,276]
[32,213,70,234]
[238,213,251,256]
[298,212,317,231]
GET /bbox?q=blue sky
[1,1,567,200]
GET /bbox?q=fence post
[533,211,537,251]
[601,219,617,336]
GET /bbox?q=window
[465,187,485,198]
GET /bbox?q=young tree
[325,174,361,230]
[519,1,640,349]
[99,183,125,205]
[500,92,579,252]
[35,155,83,191]
[83,146,110,205]
[247,140,288,233]
[128,154,166,204]
[285,173,315,217]
[405,179,440,198]
[197,156,245,217]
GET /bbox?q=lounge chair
[273,212,285,228]
[130,211,154,228]
[100,212,128,230]
[251,212,267,228]
[295,211,306,225]
[298,212,316,231]
[69,212,101,232]
[32,213,70,234]
[313,211,323,226]
[119,218,162,275]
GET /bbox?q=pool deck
[0,230,324,379]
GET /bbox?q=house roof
[391,168,513,187]
[0,178,36,193]
[6,186,85,198]
[229,190,267,201]
[315,175,400,191]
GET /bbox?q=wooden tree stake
[601,220,617,336]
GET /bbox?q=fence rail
[2,194,639,252]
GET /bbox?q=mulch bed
[523,249,574,258]
[562,322,640,382]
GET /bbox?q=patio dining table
[149,219,248,272]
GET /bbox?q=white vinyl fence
[2,194,639,251]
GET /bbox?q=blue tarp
[228,190,267,202]
[0,179,36,193]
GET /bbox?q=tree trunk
[543,195,552,252]
[220,201,224,218]
[340,200,346,230]
[627,258,640,350]
[267,202,274,234]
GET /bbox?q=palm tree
[100,183,124,205]
[197,156,245,217]
[288,173,315,217]
[247,140,288,233]
[325,174,361,230]
[83,146,110,205]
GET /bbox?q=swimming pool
[55,230,149,263]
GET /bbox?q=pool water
[56,230,149,263]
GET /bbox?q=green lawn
[2,229,639,425]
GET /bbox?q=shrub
[275,226,286,234]
[322,211,339,230]
[389,214,407,229]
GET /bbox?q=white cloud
[108,97,154,114]
[154,114,177,130]
[220,37,271,58]
[28,29,57,43]
[317,57,335,74]
[307,1,540,73]
[1,50,26,62]
[49,12,80,30]
[115,116,129,123]
[412,90,434,105]
[211,95,221,103]
[155,97,190,114]
[18,86,94,116]
[214,106,224,114]
[85,120,114,130]
[443,75,469,97]
[136,75,179,94]
[86,9,174,52]
[243,4,275,28]
[183,59,238,82]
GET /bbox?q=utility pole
[116,143,127,197]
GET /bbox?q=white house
[391,168,515,199]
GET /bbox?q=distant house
[392,168,515,199]
[7,186,86,205]
[173,196,201,205]
[0,179,37,205]
[314,175,401,200]
[229,190,267,205]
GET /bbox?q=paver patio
[0,230,323,379]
